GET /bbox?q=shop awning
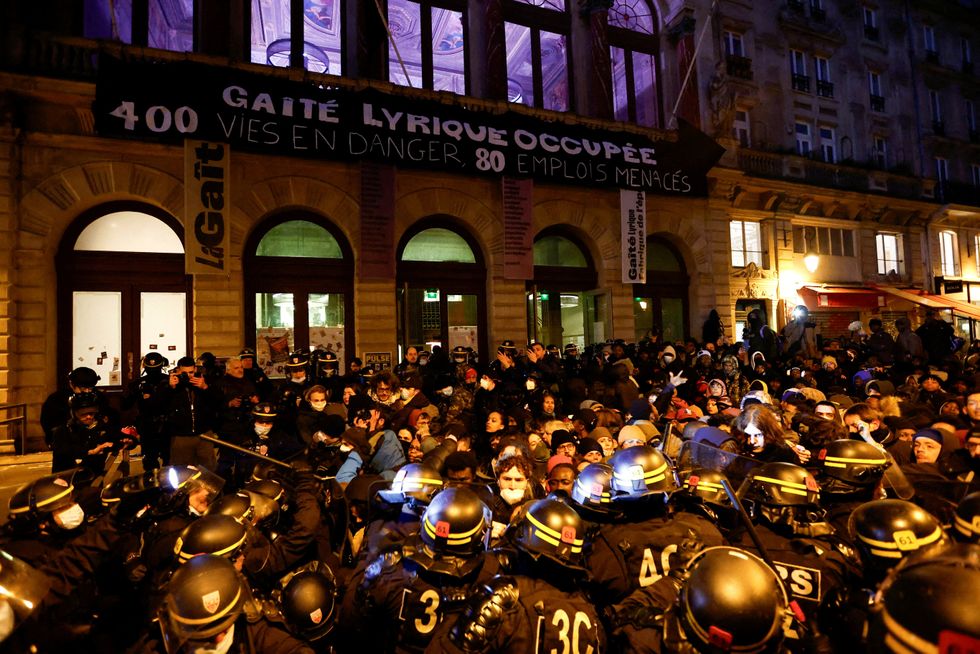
[873,285,980,321]
[799,285,886,309]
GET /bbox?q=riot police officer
[122,352,170,470]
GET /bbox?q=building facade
[1,0,978,450]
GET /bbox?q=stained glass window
[505,2,570,111]
[608,0,660,127]
[388,1,467,93]
[513,0,566,10]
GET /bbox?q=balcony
[932,120,946,136]
[816,80,834,98]
[810,5,827,21]
[870,94,886,112]
[864,25,880,41]
[925,50,940,64]
[726,55,754,80]
[791,74,811,92]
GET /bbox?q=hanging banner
[359,162,396,279]
[96,56,724,197]
[502,177,534,280]
[184,139,230,275]
[621,189,646,284]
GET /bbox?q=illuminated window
[251,0,341,74]
[609,0,660,127]
[876,232,905,275]
[730,221,762,268]
[940,230,960,277]
[388,0,467,93]
[505,1,570,111]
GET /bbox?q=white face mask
[440,386,453,397]
[400,388,412,401]
[323,368,336,378]
[53,503,85,530]
[311,401,327,412]
[340,444,354,453]
[254,424,272,437]
[499,488,525,506]
[662,355,674,364]
[193,624,235,654]
[526,379,536,391]
[292,375,307,384]
[480,378,491,390]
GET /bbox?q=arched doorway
[632,236,689,342]
[527,228,602,349]
[396,218,487,362]
[244,214,354,379]
[56,202,190,388]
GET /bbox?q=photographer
[152,356,222,467]
[214,357,260,485]
[780,304,818,360]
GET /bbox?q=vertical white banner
[621,189,646,283]
[184,140,230,275]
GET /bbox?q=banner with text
[502,177,534,280]
[184,139,230,275]
[96,56,724,196]
[621,190,646,284]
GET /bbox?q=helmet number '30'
[536,609,595,654]
[638,544,678,587]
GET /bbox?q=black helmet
[285,351,309,370]
[681,470,732,508]
[143,352,169,370]
[68,366,100,388]
[244,478,285,505]
[251,402,277,421]
[546,344,560,356]
[813,439,889,496]
[570,463,617,515]
[8,472,78,518]
[739,462,822,529]
[670,547,789,654]
[174,514,248,564]
[451,346,468,363]
[239,348,256,361]
[375,463,444,508]
[158,555,248,650]
[869,543,980,653]
[609,445,677,500]
[278,561,338,642]
[564,343,579,356]
[848,499,945,578]
[205,492,254,524]
[69,391,100,412]
[509,498,585,570]
[403,487,491,578]
[953,492,980,543]
[498,340,518,356]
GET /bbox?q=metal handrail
[0,404,28,455]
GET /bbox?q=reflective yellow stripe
[402,477,444,487]
[881,606,936,654]
[954,514,979,537]
[9,484,75,514]
[171,586,243,626]
[753,475,808,490]
[781,487,810,496]
[857,526,943,551]
[526,512,584,546]
[823,462,847,468]
[178,533,247,562]
[695,481,725,490]
[423,515,485,544]
[825,455,888,465]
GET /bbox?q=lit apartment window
[730,221,763,268]
[724,31,745,57]
[794,225,855,257]
[819,126,836,163]
[940,230,960,277]
[876,232,905,275]
[873,136,888,168]
[795,122,811,156]
[790,49,809,92]
[733,109,751,147]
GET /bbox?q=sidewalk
[0,451,52,468]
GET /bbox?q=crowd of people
[4,304,980,653]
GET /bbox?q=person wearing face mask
[391,372,436,431]
[490,454,539,539]
[335,426,373,486]
[296,385,342,447]
[249,402,304,464]
[274,350,313,425]
[1,472,92,569]
[346,396,407,482]
[50,391,124,476]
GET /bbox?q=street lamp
[804,249,820,273]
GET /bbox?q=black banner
[94,56,724,196]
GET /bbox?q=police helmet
[375,463,444,508]
[69,391,100,413]
[158,555,248,649]
[546,344,560,356]
[869,543,980,654]
[848,499,945,578]
[8,472,78,519]
[738,462,821,527]
[681,469,733,509]
[68,366,100,388]
[451,346,468,363]
[244,478,287,516]
[279,562,338,642]
[509,498,586,570]
[174,514,248,564]
[251,402,277,421]
[285,351,310,370]
[498,340,518,357]
[564,343,579,356]
[239,348,256,361]
[143,352,169,370]
[609,445,678,500]
[403,487,492,578]
[570,463,617,515]
[672,547,789,654]
[953,491,980,543]
[204,491,277,528]
[814,439,890,496]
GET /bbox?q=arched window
[250,0,342,74]
[244,215,353,378]
[504,0,570,111]
[397,219,487,363]
[608,0,661,127]
[57,204,190,388]
[633,236,689,342]
[527,228,601,350]
[388,0,468,93]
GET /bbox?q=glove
[667,372,688,388]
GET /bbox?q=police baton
[199,434,293,470]
[720,478,778,572]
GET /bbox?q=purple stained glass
[513,0,566,10]
[611,46,629,122]
[305,0,343,75]
[149,0,193,52]
[84,0,132,43]
[389,0,423,87]
[506,22,535,107]
[252,0,292,67]
[540,30,568,111]
[432,8,466,93]
[609,0,656,35]
[632,51,659,127]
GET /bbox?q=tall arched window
[504,0,570,111]
[250,0,342,74]
[632,236,689,341]
[527,228,601,349]
[397,219,487,362]
[57,203,190,388]
[244,214,354,378]
[608,0,660,127]
[388,0,468,93]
